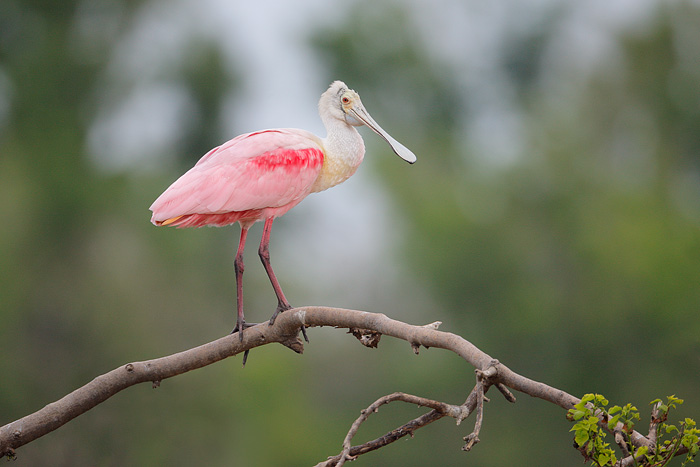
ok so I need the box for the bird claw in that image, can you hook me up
[268,302,293,325]
[268,303,309,343]
[231,320,258,341]
[230,321,258,366]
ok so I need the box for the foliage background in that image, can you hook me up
[1,0,699,465]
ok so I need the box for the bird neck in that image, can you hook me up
[311,118,366,193]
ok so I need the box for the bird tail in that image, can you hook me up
[154,215,183,226]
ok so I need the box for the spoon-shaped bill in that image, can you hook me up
[349,106,417,164]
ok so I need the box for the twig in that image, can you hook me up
[614,431,631,458]
[316,408,445,467]
[617,401,665,467]
[496,383,517,403]
[323,392,467,467]
[318,387,482,467]
[463,369,488,451]
[648,399,662,447]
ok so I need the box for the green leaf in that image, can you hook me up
[596,395,609,407]
[573,400,589,411]
[668,395,684,405]
[580,394,595,405]
[635,445,649,457]
[608,414,621,430]
[575,429,590,447]
[586,416,601,429]
[682,435,697,449]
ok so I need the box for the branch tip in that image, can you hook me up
[496,383,516,403]
[462,369,489,452]
[462,433,480,451]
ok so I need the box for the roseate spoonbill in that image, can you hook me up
[150,81,416,339]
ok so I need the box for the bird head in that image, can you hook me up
[320,81,417,164]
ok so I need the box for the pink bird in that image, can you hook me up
[150,81,416,339]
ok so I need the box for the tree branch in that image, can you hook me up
[317,391,472,467]
[0,306,661,463]
[0,312,304,458]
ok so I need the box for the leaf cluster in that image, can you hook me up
[568,394,699,466]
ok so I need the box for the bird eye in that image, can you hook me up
[342,96,350,104]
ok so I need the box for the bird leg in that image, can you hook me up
[259,218,292,321]
[259,218,308,342]
[231,226,250,341]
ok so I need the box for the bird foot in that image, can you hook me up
[230,320,258,341]
[231,321,258,366]
[268,303,309,343]
[268,302,292,325]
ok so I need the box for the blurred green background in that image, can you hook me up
[2,0,699,465]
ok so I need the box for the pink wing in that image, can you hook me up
[150,129,325,227]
